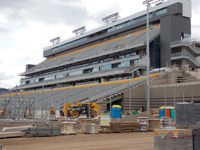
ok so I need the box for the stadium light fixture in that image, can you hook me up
[102,12,120,24]
[50,37,60,45]
[143,0,164,115]
[72,26,86,36]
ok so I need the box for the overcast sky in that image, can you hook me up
[0,0,199,88]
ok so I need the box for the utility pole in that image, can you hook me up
[143,0,164,114]
[41,86,44,120]
[129,81,132,115]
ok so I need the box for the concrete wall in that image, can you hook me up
[160,14,191,67]
[123,71,199,111]
[123,83,200,111]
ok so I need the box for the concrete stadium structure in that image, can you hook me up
[1,0,200,119]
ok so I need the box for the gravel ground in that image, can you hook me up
[0,132,154,150]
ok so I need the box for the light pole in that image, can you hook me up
[143,0,164,114]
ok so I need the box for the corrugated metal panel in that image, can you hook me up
[154,129,193,150]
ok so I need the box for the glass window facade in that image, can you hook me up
[45,76,55,81]
[69,70,83,76]
[156,8,167,16]
[83,68,93,74]
[35,78,39,83]
[25,80,30,84]
[39,78,44,82]
[93,67,99,73]
[112,62,121,69]
[21,81,26,85]
[120,61,130,67]
[100,64,112,71]
[134,59,140,65]
[56,73,64,79]
[52,37,88,51]
[107,14,153,33]
[30,79,35,84]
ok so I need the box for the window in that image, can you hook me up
[83,68,93,74]
[56,73,64,79]
[107,13,154,33]
[30,79,35,84]
[100,64,112,71]
[25,80,30,85]
[120,61,130,67]
[39,78,44,82]
[107,21,134,33]
[35,78,39,83]
[112,62,121,69]
[69,70,83,77]
[135,15,146,23]
[21,81,26,85]
[156,8,167,16]
[45,76,55,81]
[93,67,99,73]
[52,37,87,51]
[134,59,140,65]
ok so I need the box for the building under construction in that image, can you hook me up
[1,0,200,120]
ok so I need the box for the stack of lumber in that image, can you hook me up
[110,121,139,133]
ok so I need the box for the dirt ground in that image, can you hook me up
[0,132,154,150]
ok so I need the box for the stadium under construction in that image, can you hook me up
[1,0,200,119]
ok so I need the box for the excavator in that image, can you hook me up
[62,102,99,118]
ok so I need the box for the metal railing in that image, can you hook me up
[88,78,147,102]
[171,38,200,47]
[171,51,200,66]
[152,76,200,85]
[171,39,200,55]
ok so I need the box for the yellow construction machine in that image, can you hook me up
[62,102,99,118]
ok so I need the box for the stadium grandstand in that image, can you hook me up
[1,0,198,119]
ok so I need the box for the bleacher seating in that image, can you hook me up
[0,73,159,116]
[23,27,160,75]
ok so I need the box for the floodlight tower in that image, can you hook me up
[102,12,120,24]
[72,26,86,36]
[143,0,164,114]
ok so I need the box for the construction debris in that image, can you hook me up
[0,125,32,139]
[137,117,149,131]
[62,122,77,135]
[148,119,160,131]
[0,131,25,139]
[81,123,98,134]
[25,127,61,137]
[154,129,193,150]
[2,125,32,132]
[110,121,139,133]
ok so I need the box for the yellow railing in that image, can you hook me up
[0,73,160,98]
